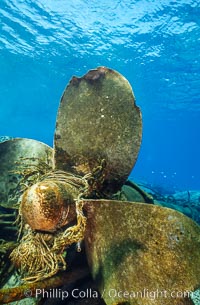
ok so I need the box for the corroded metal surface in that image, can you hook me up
[54,67,142,195]
[0,138,53,288]
[84,200,200,305]
[0,68,199,305]
[0,138,53,208]
[21,180,78,232]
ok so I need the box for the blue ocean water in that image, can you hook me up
[0,0,200,192]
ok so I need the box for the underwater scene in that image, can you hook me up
[0,0,200,304]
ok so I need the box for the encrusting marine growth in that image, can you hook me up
[1,67,199,305]
[8,66,142,284]
[1,66,142,294]
[10,162,106,282]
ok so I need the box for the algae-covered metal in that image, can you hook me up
[5,67,143,284]
[0,138,53,209]
[0,138,53,288]
[84,199,200,305]
[1,67,198,305]
[54,67,142,195]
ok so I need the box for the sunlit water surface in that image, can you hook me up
[0,0,200,191]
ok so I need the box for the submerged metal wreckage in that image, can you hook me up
[0,67,200,305]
